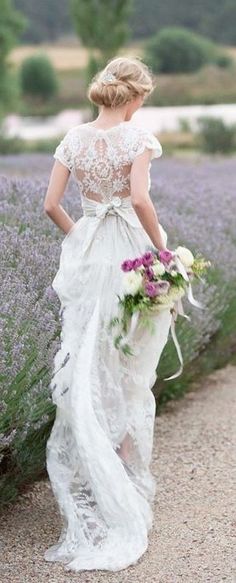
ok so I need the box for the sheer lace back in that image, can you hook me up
[54,122,163,203]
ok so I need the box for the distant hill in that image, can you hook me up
[15,0,236,45]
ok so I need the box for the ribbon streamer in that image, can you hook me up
[163,306,184,380]
[163,254,204,380]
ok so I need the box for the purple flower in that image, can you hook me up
[145,282,159,297]
[155,280,170,295]
[142,251,155,267]
[132,257,143,270]
[145,266,154,280]
[159,249,175,264]
[145,279,170,298]
[121,259,134,272]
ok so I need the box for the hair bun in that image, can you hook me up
[87,56,154,108]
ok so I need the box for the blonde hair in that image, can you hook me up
[87,56,155,108]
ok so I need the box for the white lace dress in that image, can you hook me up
[44,121,172,572]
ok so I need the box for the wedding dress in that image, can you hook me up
[44,120,172,572]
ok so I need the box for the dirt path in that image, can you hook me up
[1,365,235,583]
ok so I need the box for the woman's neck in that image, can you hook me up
[94,107,128,127]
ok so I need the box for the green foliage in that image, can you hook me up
[145,27,226,74]
[213,52,233,69]
[85,53,104,119]
[71,0,133,116]
[0,133,25,155]
[0,70,21,120]
[156,279,236,408]
[0,0,26,65]
[196,116,236,154]
[108,254,210,356]
[0,134,60,155]
[71,0,133,59]
[0,358,55,506]
[20,53,58,101]
[0,0,26,117]
[131,0,236,45]
[15,0,72,43]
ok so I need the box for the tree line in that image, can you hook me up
[14,0,236,45]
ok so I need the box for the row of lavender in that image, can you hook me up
[0,153,236,504]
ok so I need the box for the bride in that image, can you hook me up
[43,55,173,572]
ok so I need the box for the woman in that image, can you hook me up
[43,56,173,572]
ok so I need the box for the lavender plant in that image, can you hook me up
[0,153,236,505]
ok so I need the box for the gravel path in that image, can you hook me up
[1,365,235,583]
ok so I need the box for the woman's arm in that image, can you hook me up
[43,160,75,235]
[130,148,168,251]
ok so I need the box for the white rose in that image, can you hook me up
[123,271,143,296]
[175,246,194,267]
[152,261,165,276]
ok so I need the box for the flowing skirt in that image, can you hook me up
[44,208,172,572]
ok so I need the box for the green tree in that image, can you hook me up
[20,54,58,102]
[196,117,236,154]
[71,0,133,116]
[71,0,133,59]
[0,0,26,117]
[145,27,219,74]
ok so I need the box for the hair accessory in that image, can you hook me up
[101,71,116,84]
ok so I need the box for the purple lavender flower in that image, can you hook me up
[1,151,236,503]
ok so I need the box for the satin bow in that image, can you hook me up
[95,196,122,219]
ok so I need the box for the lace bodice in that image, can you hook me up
[53,121,162,203]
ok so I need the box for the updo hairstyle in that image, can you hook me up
[87,56,155,108]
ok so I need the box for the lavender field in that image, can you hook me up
[1,153,236,505]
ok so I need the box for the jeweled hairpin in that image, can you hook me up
[101,72,116,84]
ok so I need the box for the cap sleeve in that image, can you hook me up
[53,129,73,171]
[143,131,163,160]
[132,128,163,162]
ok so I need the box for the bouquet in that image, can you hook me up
[108,245,211,380]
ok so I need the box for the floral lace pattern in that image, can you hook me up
[53,122,162,203]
